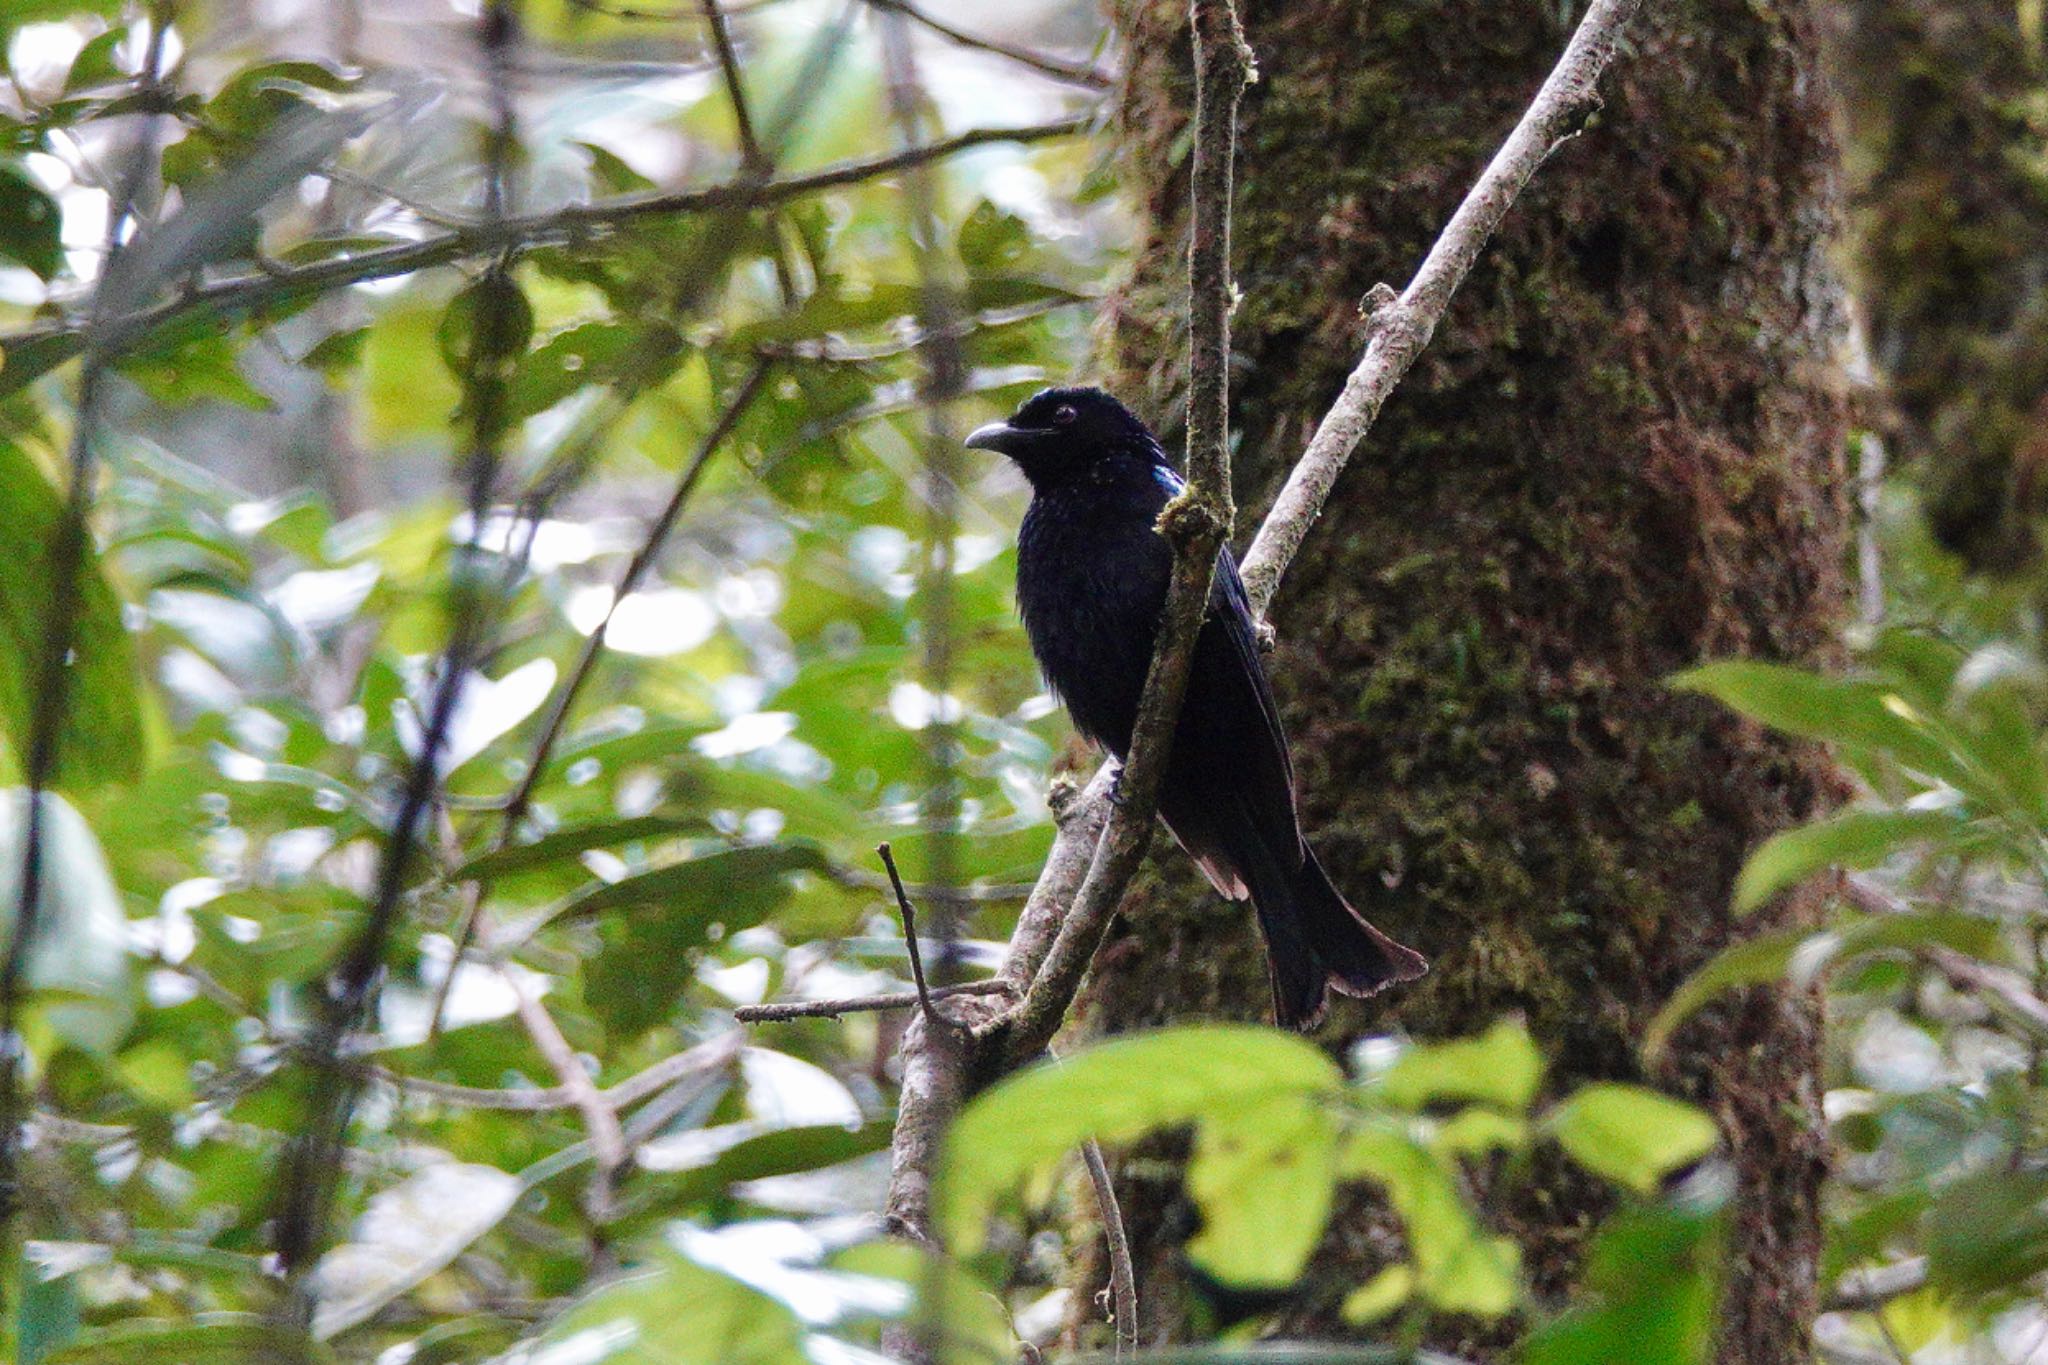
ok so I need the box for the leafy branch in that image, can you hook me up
[0,115,1091,398]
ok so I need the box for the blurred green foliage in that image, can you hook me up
[4,2,2045,1364]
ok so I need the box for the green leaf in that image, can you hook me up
[0,791,133,1054]
[652,1120,895,1213]
[1338,1264,1414,1326]
[570,843,833,1037]
[1670,661,1967,788]
[1342,1125,1520,1317]
[1546,1084,1718,1194]
[1645,911,2005,1056]
[524,1247,805,1365]
[0,166,63,280]
[1522,1203,1724,1365]
[558,841,831,922]
[311,1164,521,1339]
[454,814,702,883]
[1376,1018,1544,1112]
[0,441,147,790]
[1733,808,1963,913]
[1185,1095,1337,1287]
[48,1317,334,1365]
[1925,1168,2048,1296]
[938,1027,1343,1259]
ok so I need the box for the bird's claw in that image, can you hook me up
[1105,766,1128,807]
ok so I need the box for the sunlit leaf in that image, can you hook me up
[1342,1125,1520,1317]
[1547,1085,1718,1194]
[1732,809,1964,913]
[938,1027,1343,1258]
[1375,1017,1544,1112]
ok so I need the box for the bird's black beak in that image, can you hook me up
[964,421,1040,458]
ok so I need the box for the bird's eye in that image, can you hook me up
[1053,404,1078,425]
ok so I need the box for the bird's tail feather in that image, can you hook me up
[1249,843,1428,1030]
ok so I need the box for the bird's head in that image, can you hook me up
[964,386,1166,488]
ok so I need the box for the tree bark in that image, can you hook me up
[1080,1,1849,1360]
[1822,0,2048,574]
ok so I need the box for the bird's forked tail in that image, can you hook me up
[1252,845,1427,1030]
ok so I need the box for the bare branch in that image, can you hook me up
[1081,1138,1138,1355]
[879,843,944,1028]
[506,969,627,1182]
[871,0,1646,1260]
[864,0,1114,90]
[0,117,1091,390]
[733,979,1014,1023]
[1238,0,1641,614]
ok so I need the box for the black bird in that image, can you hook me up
[967,386,1427,1029]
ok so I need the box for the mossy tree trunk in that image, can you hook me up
[1822,0,2048,574]
[1079,2,1849,1360]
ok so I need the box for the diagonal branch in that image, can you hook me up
[996,0,1253,1069]
[864,0,1114,90]
[1237,0,1641,615]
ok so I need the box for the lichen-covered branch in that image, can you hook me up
[1237,0,1643,615]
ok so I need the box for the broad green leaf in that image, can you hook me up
[1376,1018,1544,1112]
[1646,911,2004,1056]
[1184,1095,1337,1287]
[1342,1125,1520,1317]
[524,1247,805,1365]
[1671,662,1967,788]
[1547,1084,1718,1194]
[938,1027,1343,1256]
[311,1164,520,1339]
[647,1120,895,1213]
[0,166,63,280]
[454,814,703,883]
[571,843,833,1037]
[1925,1168,2048,1296]
[0,791,133,1054]
[0,441,147,791]
[1522,1203,1723,1365]
[1733,809,1963,913]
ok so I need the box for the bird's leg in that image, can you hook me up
[1104,761,1128,807]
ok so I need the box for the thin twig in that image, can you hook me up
[733,979,1014,1023]
[879,842,942,1026]
[505,969,627,1179]
[864,0,1113,90]
[0,117,1091,389]
[1081,1138,1139,1356]
[1237,0,1641,614]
